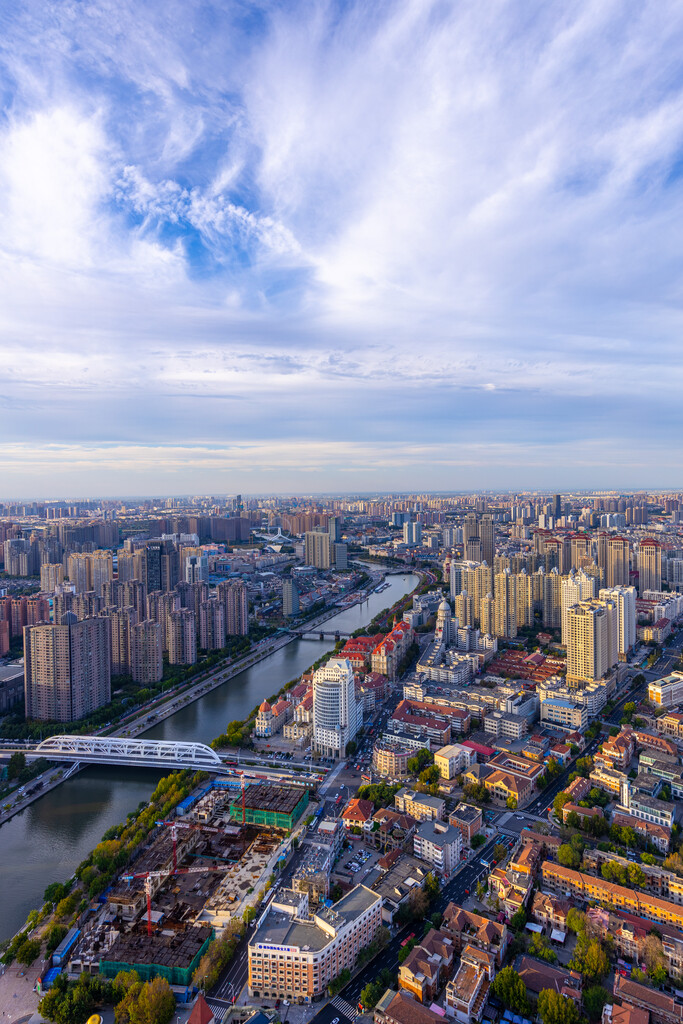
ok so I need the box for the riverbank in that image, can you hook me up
[0,571,386,827]
[0,571,420,943]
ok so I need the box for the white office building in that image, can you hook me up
[599,585,636,657]
[312,657,362,758]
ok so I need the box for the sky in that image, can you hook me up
[1,0,683,498]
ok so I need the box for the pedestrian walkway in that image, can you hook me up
[206,998,231,1021]
[330,995,360,1020]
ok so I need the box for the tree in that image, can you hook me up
[424,873,441,903]
[571,937,609,983]
[553,792,572,818]
[407,749,433,774]
[492,966,530,1014]
[471,833,486,849]
[639,934,666,976]
[510,908,527,932]
[493,844,507,863]
[15,939,41,966]
[45,923,68,953]
[628,863,646,887]
[126,977,175,1024]
[419,765,440,786]
[566,810,580,830]
[346,740,357,756]
[558,843,581,869]
[8,751,26,779]
[537,989,581,1024]
[506,795,517,810]
[529,933,557,964]
[575,757,594,777]
[583,987,611,1023]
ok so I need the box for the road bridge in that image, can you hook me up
[290,629,352,641]
[25,736,227,772]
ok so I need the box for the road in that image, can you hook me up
[311,833,515,1024]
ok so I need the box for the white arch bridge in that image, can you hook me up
[31,736,227,772]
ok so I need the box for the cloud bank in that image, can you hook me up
[1,0,682,495]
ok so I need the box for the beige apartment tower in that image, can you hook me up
[24,613,111,722]
[638,538,662,594]
[199,598,226,650]
[130,620,163,684]
[566,599,618,687]
[168,608,197,665]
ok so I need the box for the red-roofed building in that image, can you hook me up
[188,994,215,1024]
[341,798,374,829]
[462,740,496,762]
[371,622,415,679]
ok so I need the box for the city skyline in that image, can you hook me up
[2,1,683,492]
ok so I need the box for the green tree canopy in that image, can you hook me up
[492,966,530,1014]
[537,989,581,1024]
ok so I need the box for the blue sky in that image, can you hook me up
[1,0,683,497]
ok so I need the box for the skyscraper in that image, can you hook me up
[599,586,636,658]
[479,514,495,566]
[108,605,137,676]
[305,530,331,568]
[607,537,630,588]
[185,554,209,584]
[24,613,111,721]
[168,608,197,665]
[312,657,361,758]
[566,599,618,687]
[542,568,562,628]
[219,580,249,635]
[553,494,562,520]
[639,538,662,594]
[283,580,300,617]
[494,569,517,638]
[561,570,597,643]
[91,550,114,598]
[199,598,226,650]
[130,620,163,684]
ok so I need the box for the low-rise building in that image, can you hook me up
[413,821,462,876]
[248,885,382,1002]
[372,739,413,780]
[434,743,476,780]
[531,891,570,932]
[483,711,528,741]
[395,789,445,822]
[367,808,417,853]
[341,798,375,830]
[589,765,628,797]
[514,955,582,1006]
[441,904,508,966]
[375,989,446,1024]
[444,945,493,1023]
[611,810,671,853]
[541,861,683,926]
[612,973,683,1024]
[448,803,482,846]
[484,770,534,808]
[399,929,455,1004]
[540,697,587,732]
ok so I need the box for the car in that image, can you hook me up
[464,888,470,895]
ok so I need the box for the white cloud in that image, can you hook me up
[1,1,683,492]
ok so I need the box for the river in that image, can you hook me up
[0,572,418,941]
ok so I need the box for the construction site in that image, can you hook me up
[55,775,312,989]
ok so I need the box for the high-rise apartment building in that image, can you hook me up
[515,570,534,628]
[480,592,495,635]
[570,534,592,571]
[108,605,137,676]
[479,514,495,566]
[67,553,92,594]
[639,539,662,594]
[40,563,64,593]
[566,599,618,687]
[217,580,249,636]
[130,620,163,684]
[561,570,597,643]
[494,569,517,638]
[312,657,361,758]
[553,494,562,520]
[185,554,209,584]
[91,550,114,598]
[283,580,300,617]
[599,586,636,658]
[542,568,562,629]
[305,530,331,568]
[454,590,474,628]
[607,537,630,588]
[168,608,197,665]
[116,548,145,584]
[147,590,180,652]
[402,521,422,547]
[199,598,226,650]
[24,613,111,722]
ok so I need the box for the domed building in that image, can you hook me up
[435,597,454,644]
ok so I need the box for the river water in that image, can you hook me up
[0,572,418,941]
